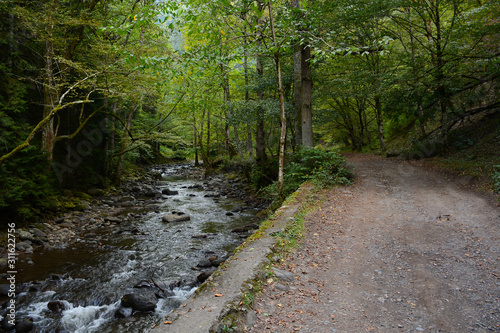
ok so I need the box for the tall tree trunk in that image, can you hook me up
[243,27,253,158]
[301,45,313,148]
[255,0,267,164]
[293,45,302,148]
[269,1,287,198]
[194,112,199,167]
[42,1,59,162]
[374,95,386,152]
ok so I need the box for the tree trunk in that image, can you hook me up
[269,1,287,198]
[255,0,267,164]
[374,95,386,152]
[42,2,59,162]
[301,45,313,148]
[293,44,302,148]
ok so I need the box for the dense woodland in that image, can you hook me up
[0,0,499,224]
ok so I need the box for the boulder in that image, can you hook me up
[162,213,191,223]
[161,189,179,195]
[104,216,122,224]
[15,317,33,333]
[47,300,69,313]
[87,188,105,196]
[120,293,157,312]
[196,259,213,268]
[145,190,162,198]
[197,271,214,283]
[17,230,35,242]
[15,241,32,251]
[31,228,48,240]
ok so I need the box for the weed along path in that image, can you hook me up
[248,154,499,333]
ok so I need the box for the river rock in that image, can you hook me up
[197,271,214,283]
[196,259,213,268]
[58,222,75,228]
[31,228,48,239]
[104,216,122,223]
[0,284,10,296]
[162,212,191,223]
[120,293,157,312]
[161,189,179,195]
[17,230,35,242]
[133,280,152,289]
[115,307,133,318]
[15,241,32,251]
[87,188,105,196]
[231,227,249,233]
[145,190,162,198]
[15,317,33,333]
[47,300,69,313]
[192,234,207,239]
[2,317,15,331]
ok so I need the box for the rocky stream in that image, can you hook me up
[0,164,267,333]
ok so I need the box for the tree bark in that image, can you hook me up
[269,1,287,198]
[255,0,267,164]
[301,44,313,148]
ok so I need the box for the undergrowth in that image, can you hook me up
[255,148,354,210]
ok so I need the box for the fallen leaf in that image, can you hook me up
[214,293,224,297]
[164,321,173,325]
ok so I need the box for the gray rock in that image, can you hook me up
[145,190,162,198]
[16,241,32,251]
[15,317,33,333]
[197,271,214,283]
[17,230,35,242]
[197,259,213,268]
[162,189,179,195]
[115,307,133,318]
[31,228,48,239]
[104,216,122,223]
[58,222,75,228]
[162,213,191,223]
[47,300,69,313]
[272,267,294,282]
[120,293,157,312]
[88,188,105,196]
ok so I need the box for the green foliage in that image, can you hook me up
[0,147,59,224]
[259,148,354,203]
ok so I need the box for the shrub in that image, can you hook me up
[260,148,354,201]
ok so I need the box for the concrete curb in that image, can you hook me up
[151,184,313,333]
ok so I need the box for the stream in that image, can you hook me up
[8,164,262,332]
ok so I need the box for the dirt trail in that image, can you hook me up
[248,154,499,332]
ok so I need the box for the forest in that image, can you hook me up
[1,0,499,224]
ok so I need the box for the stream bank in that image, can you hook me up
[0,164,268,333]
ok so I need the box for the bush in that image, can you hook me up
[259,148,354,200]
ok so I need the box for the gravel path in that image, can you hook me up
[248,154,499,333]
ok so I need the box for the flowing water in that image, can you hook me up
[12,165,260,332]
